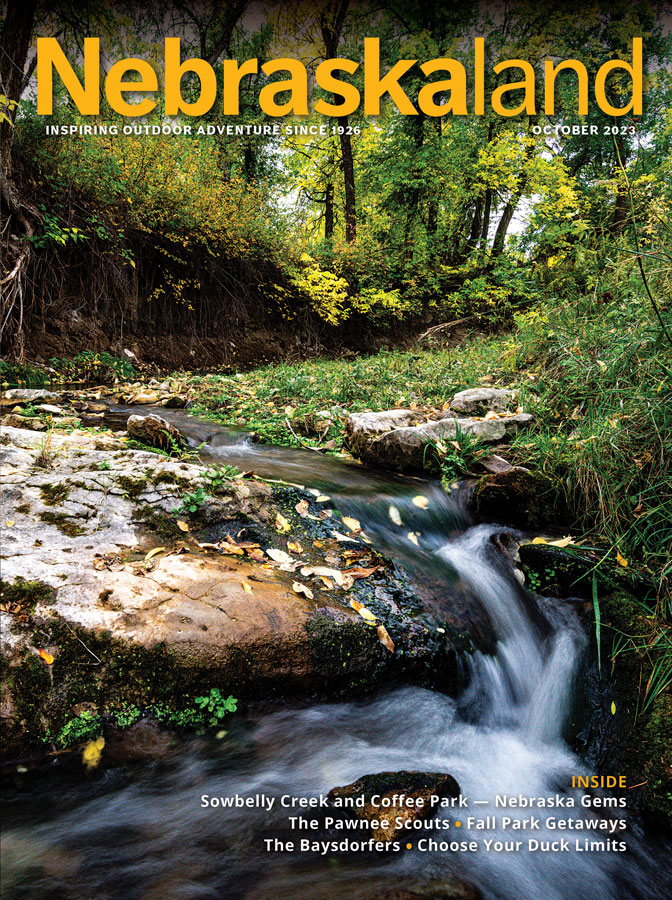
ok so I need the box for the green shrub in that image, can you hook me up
[49,350,135,383]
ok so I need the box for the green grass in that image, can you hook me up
[185,290,671,605]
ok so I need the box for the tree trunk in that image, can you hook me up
[320,1,356,242]
[491,125,536,257]
[338,119,356,243]
[468,197,483,250]
[479,189,492,250]
[324,182,334,239]
[0,0,38,172]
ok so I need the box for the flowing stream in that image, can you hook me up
[2,407,670,900]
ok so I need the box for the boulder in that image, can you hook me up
[34,404,64,415]
[350,413,533,472]
[3,389,59,403]
[472,468,557,529]
[161,395,187,409]
[129,390,161,404]
[328,771,461,842]
[1,414,47,431]
[126,413,185,450]
[52,416,81,428]
[449,387,516,415]
[346,409,421,458]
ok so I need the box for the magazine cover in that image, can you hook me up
[1,1,671,898]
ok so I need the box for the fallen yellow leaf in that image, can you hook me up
[388,505,402,526]
[616,550,629,568]
[548,536,574,548]
[342,516,361,532]
[242,582,253,593]
[376,624,395,653]
[358,607,378,624]
[532,537,548,544]
[287,541,303,554]
[144,546,165,562]
[176,520,189,532]
[275,512,291,533]
[407,532,419,546]
[266,548,294,564]
[411,496,429,509]
[82,736,105,770]
[332,530,358,543]
[39,649,54,665]
[292,581,314,600]
[611,701,616,715]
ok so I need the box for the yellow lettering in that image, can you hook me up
[222,58,258,115]
[363,37,417,115]
[36,37,100,115]
[164,37,216,116]
[418,58,467,115]
[492,59,536,116]
[595,38,642,116]
[314,58,360,116]
[259,58,308,116]
[544,59,588,115]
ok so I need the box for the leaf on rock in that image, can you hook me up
[275,512,291,533]
[242,582,254,593]
[531,537,547,544]
[357,607,378,624]
[221,537,244,555]
[331,530,358,543]
[407,532,419,546]
[246,548,266,561]
[341,516,361,532]
[267,548,294,564]
[292,581,314,600]
[295,500,310,518]
[82,736,105,771]
[315,495,330,503]
[411,496,429,509]
[548,536,575,548]
[304,565,353,588]
[376,624,395,653]
[176,519,190,532]
[39,649,54,665]
[144,546,165,561]
[346,566,381,579]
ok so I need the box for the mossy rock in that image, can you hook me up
[472,468,562,529]
[585,592,672,832]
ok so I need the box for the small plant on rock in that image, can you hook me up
[194,688,238,727]
[173,486,209,518]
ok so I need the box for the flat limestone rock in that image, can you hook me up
[449,387,516,415]
[1,414,47,431]
[2,389,59,403]
[346,409,421,459]
[0,424,458,754]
